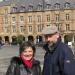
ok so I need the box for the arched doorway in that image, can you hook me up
[36,35,43,43]
[4,36,9,43]
[23,37,25,41]
[0,37,2,40]
[12,36,17,45]
[64,34,73,44]
[17,35,25,44]
[74,36,75,42]
[28,36,34,43]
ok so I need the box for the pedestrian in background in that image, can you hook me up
[6,41,41,75]
[72,42,75,56]
[42,25,75,75]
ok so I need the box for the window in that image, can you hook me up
[12,7,17,12]
[5,8,8,14]
[29,26,32,32]
[46,4,51,10]
[46,25,50,27]
[4,26,9,33]
[12,17,16,22]
[20,26,24,32]
[66,14,70,21]
[28,16,32,23]
[54,3,60,9]
[56,14,60,21]
[37,4,42,10]
[64,2,70,8]
[37,25,41,32]
[37,15,41,22]
[4,0,9,1]
[5,16,8,24]
[66,24,70,31]
[28,5,33,11]
[20,6,25,12]
[55,23,61,31]
[46,15,50,22]
[12,25,16,32]
[20,16,24,21]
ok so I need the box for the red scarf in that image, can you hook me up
[20,55,33,68]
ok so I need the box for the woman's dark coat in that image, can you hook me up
[42,39,75,75]
[6,57,41,75]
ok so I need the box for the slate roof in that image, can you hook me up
[0,0,43,6]
[0,0,75,12]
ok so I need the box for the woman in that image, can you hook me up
[6,41,41,75]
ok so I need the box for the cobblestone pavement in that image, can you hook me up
[0,45,45,75]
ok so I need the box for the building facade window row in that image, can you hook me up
[0,1,75,44]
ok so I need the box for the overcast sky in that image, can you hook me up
[0,0,3,1]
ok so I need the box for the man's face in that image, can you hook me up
[44,33,59,44]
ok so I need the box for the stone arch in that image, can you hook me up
[36,35,43,43]
[0,37,2,40]
[64,34,73,44]
[4,36,9,43]
[28,35,34,43]
[74,36,75,42]
[17,35,25,44]
[12,36,17,45]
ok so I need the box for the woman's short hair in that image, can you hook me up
[19,41,36,56]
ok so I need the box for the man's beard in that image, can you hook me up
[48,42,55,53]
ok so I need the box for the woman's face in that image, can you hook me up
[21,47,33,60]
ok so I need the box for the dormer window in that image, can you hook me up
[20,6,25,12]
[12,7,17,12]
[28,5,33,11]
[64,2,70,8]
[54,3,60,9]
[37,4,43,10]
[46,4,51,10]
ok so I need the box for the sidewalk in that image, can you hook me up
[0,45,19,75]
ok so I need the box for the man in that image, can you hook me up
[42,25,75,75]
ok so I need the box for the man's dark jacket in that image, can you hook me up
[42,39,75,75]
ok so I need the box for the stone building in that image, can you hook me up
[0,0,75,44]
